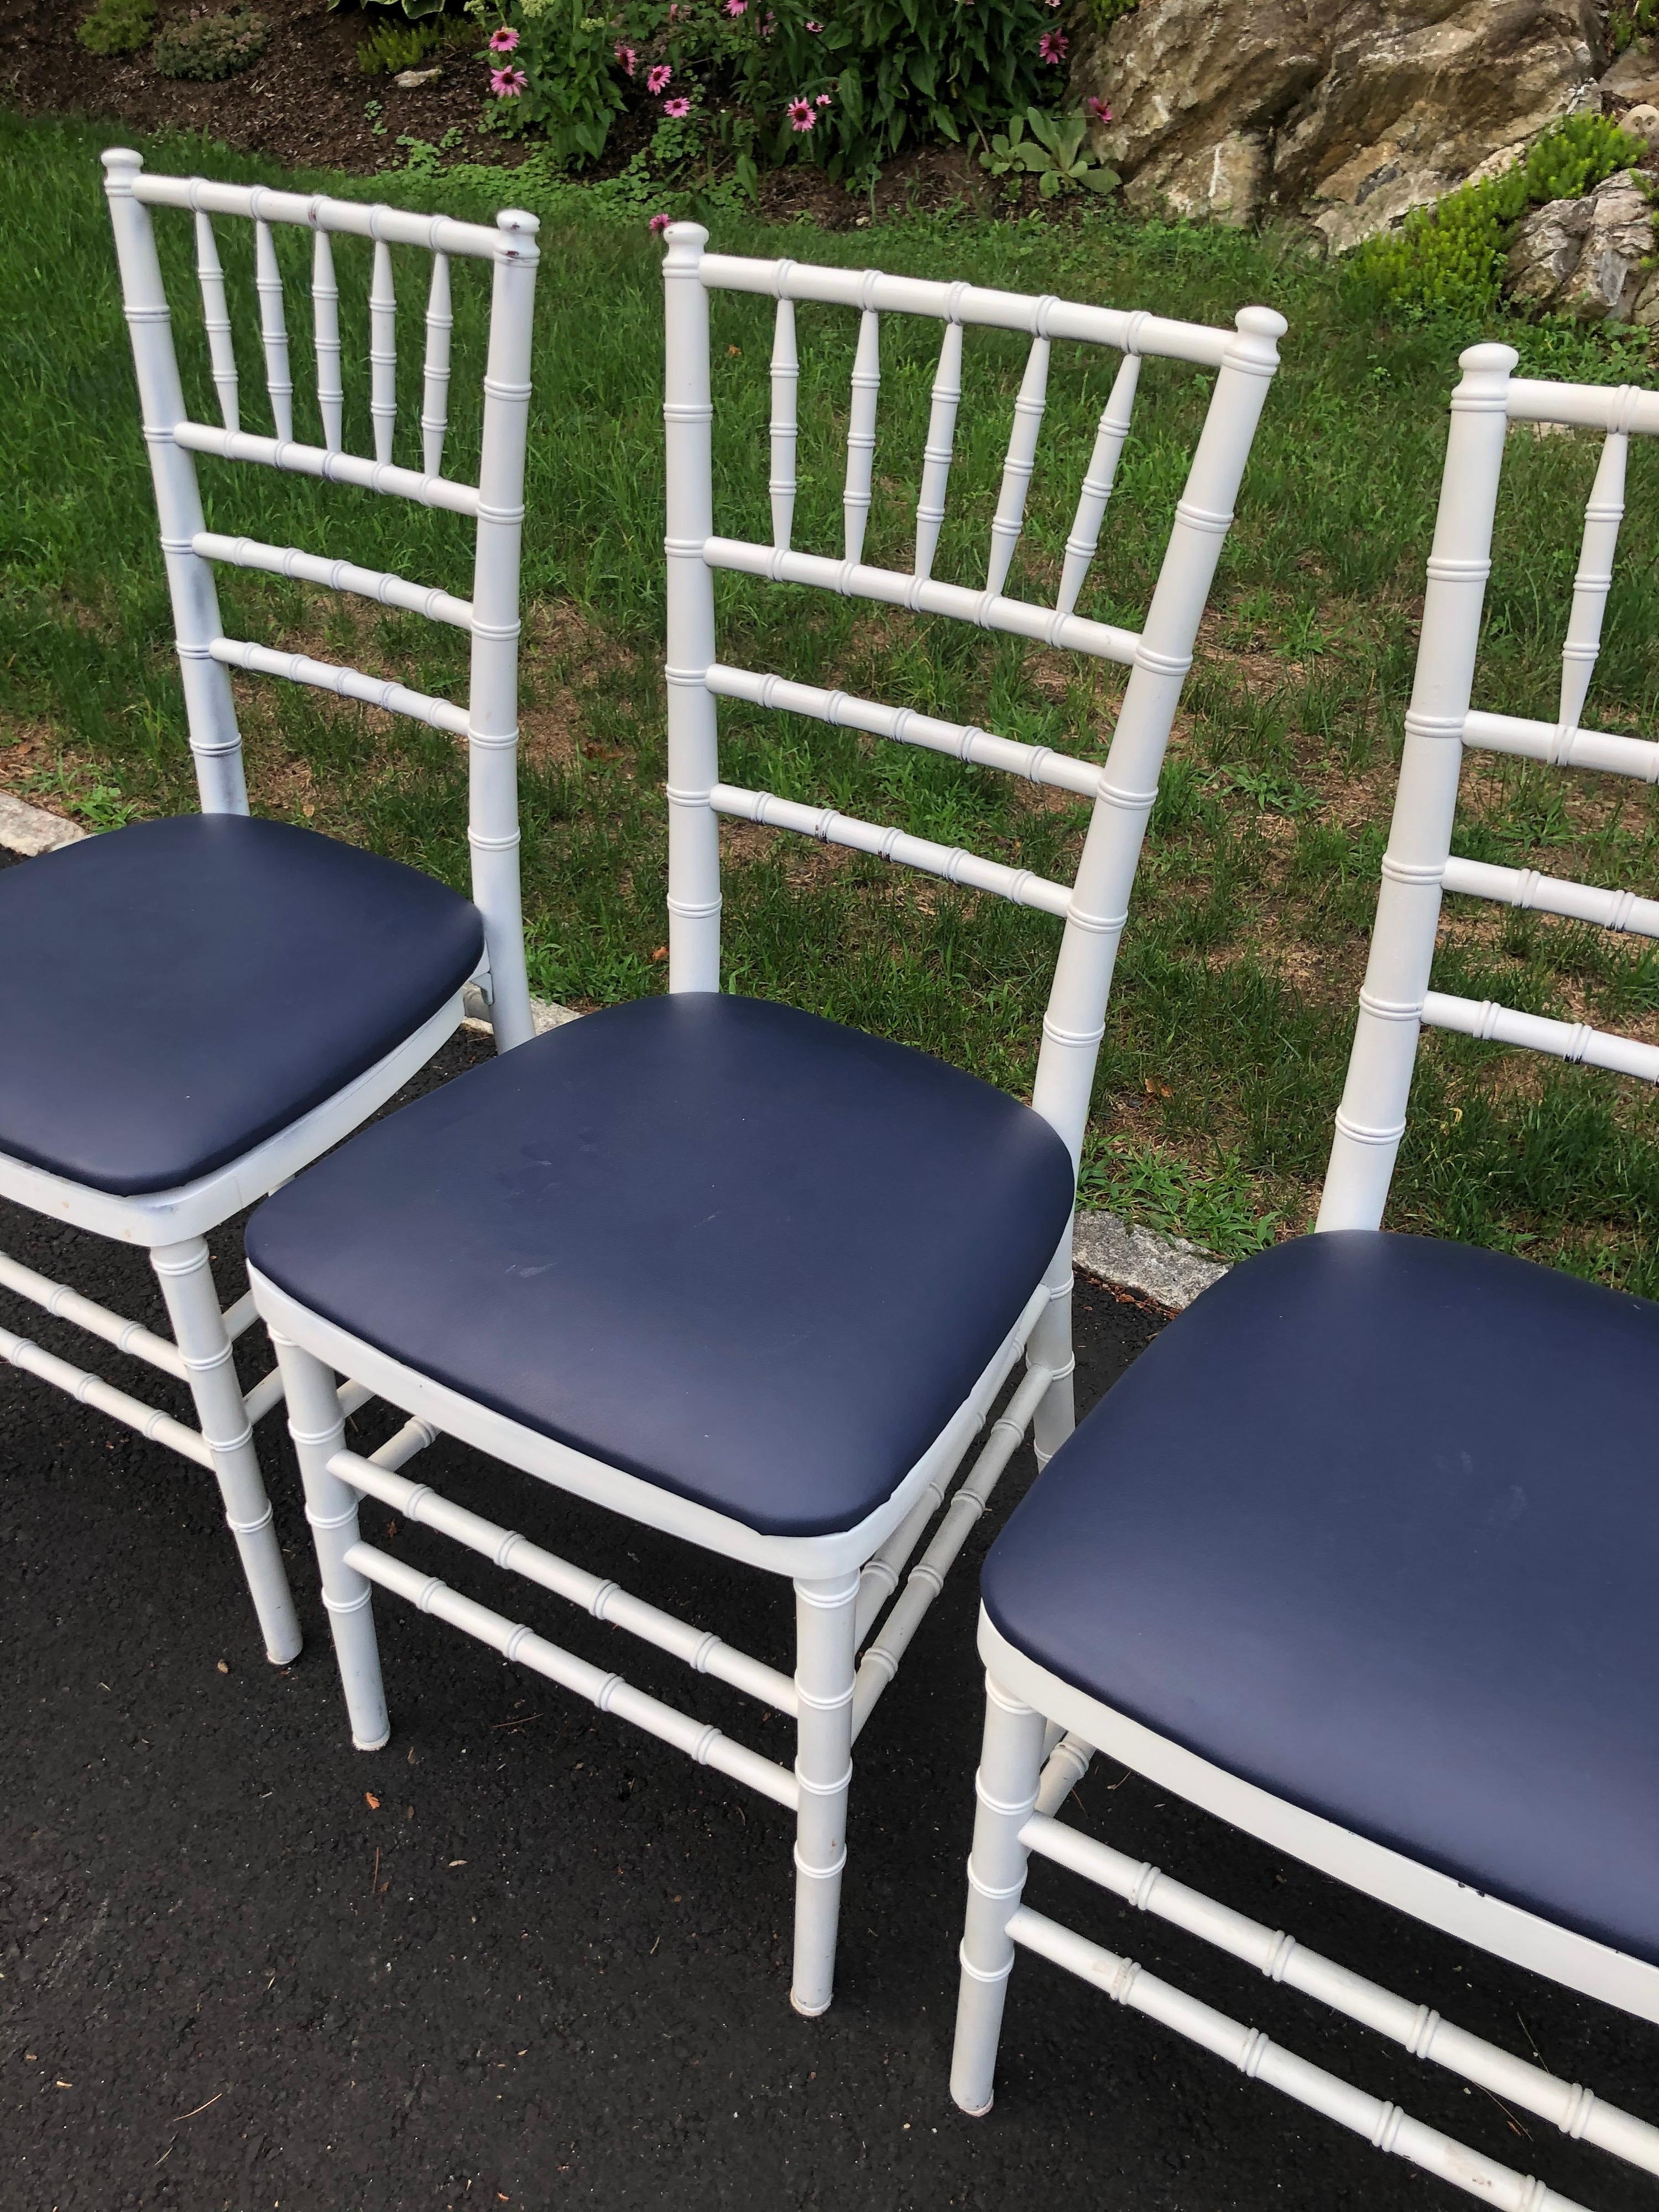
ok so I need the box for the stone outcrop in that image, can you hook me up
[1079,0,1603,247]
[1505,168,1659,320]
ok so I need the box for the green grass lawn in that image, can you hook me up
[5,109,1659,1288]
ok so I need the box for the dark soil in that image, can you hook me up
[1,0,991,225]
[1,847,1656,2211]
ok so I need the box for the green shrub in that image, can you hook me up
[1348,112,1649,321]
[152,5,270,79]
[477,0,1064,184]
[1086,0,1138,27]
[75,0,156,55]
[358,17,448,72]
[1607,0,1659,56]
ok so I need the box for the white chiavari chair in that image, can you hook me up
[0,151,539,1667]
[243,222,1284,2013]
[951,341,1659,2207]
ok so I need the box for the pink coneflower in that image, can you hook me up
[487,23,519,49]
[662,95,691,116]
[646,61,672,92]
[724,0,747,14]
[816,90,831,105]
[489,65,528,94]
[787,95,815,129]
[1037,28,1067,61]
[648,211,672,237]
[1086,95,1112,123]
[615,41,637,71]
[760,9,775,33]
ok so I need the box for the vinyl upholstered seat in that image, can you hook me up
[247,992,1076,1538]
[0,815,484,1196]
[982,1228,1659,1967]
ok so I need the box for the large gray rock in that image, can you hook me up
[1506,169,1656,318]
[1599,38,1659,102]
[1082,0,1603,243]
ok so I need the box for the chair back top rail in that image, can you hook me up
[129,169,508,262]
[1320,343,1659,1232]
[697,252,1235,367]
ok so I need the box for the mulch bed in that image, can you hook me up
[2,0,990,225]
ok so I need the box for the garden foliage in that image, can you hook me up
[75,0,158,57]
[152,5,272,79]
[471,0,1069,185]
[1350,113,1650,320]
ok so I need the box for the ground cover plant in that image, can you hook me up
[4,110,1659,1290]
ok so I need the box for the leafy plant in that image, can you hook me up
[471,0,1067,181]
[979,108,1119,197]
[1085,0,1137,25]
[1607,0,1659,56]
[358,16,450,71]
[1349,112,1649,321]
[75,0,156,56]
[332,0,457,20]
[152,5,271,79]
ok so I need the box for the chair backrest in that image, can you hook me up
[661,223,1286,1168]
[1321,346,1659,1231]
[100,149,540,1050]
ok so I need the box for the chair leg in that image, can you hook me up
[1029,1253,1077,1469]
[951,1673,1046,2115]
[151,1238,301,1666]
[790,1571,858,2017]
[272,1331,389,1750]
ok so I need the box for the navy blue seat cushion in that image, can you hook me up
[983,1231,1659,1966]
[0,815,482,1196]
[247,993,1075,1539]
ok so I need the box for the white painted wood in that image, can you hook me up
[1021,1810,1659,2176]
[138,171,505,260]
[699,252,1235,368]
[978,1615,1659,2025]
[1559,430,1626,732]
[153,1236,301,1663]
[253,220,293,442]
[769,295,797,550]
[421,252,452,478]
[706,664,1103,795]
[193,532,473,628]
[790,1573,859,2013]
[914,318,962,582]
[349,1542,799,1808]
[703,534,1139,663]
[709,782,1073,916]
[208,637,470,734]
[369,239,397,466]
[1006,1906,1592,2212]
[984,332,1050,598]
[1422,990,1659,1080]
[333,1448,799,1714]
[843,307,880,564]
[274,1332,388,1746]
[0,1246,188,1379]
[1462,707,1659,782]
[172,420,480,514]
[1033,1730,1093,1817]
[249,1266,1046,1584]
[950,1676,1046,2114]
[193,210,238,431]
[1441,855,1659,937]
[311,229,342,452]
[0,1312,213,1470]
[102,149,247,816]
[1056,352,1140,618]
[1322,345,1659,1232]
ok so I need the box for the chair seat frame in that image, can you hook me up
[0,150,538,1667]
[951,342,1659,2206]
[260,227,1285,2014]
